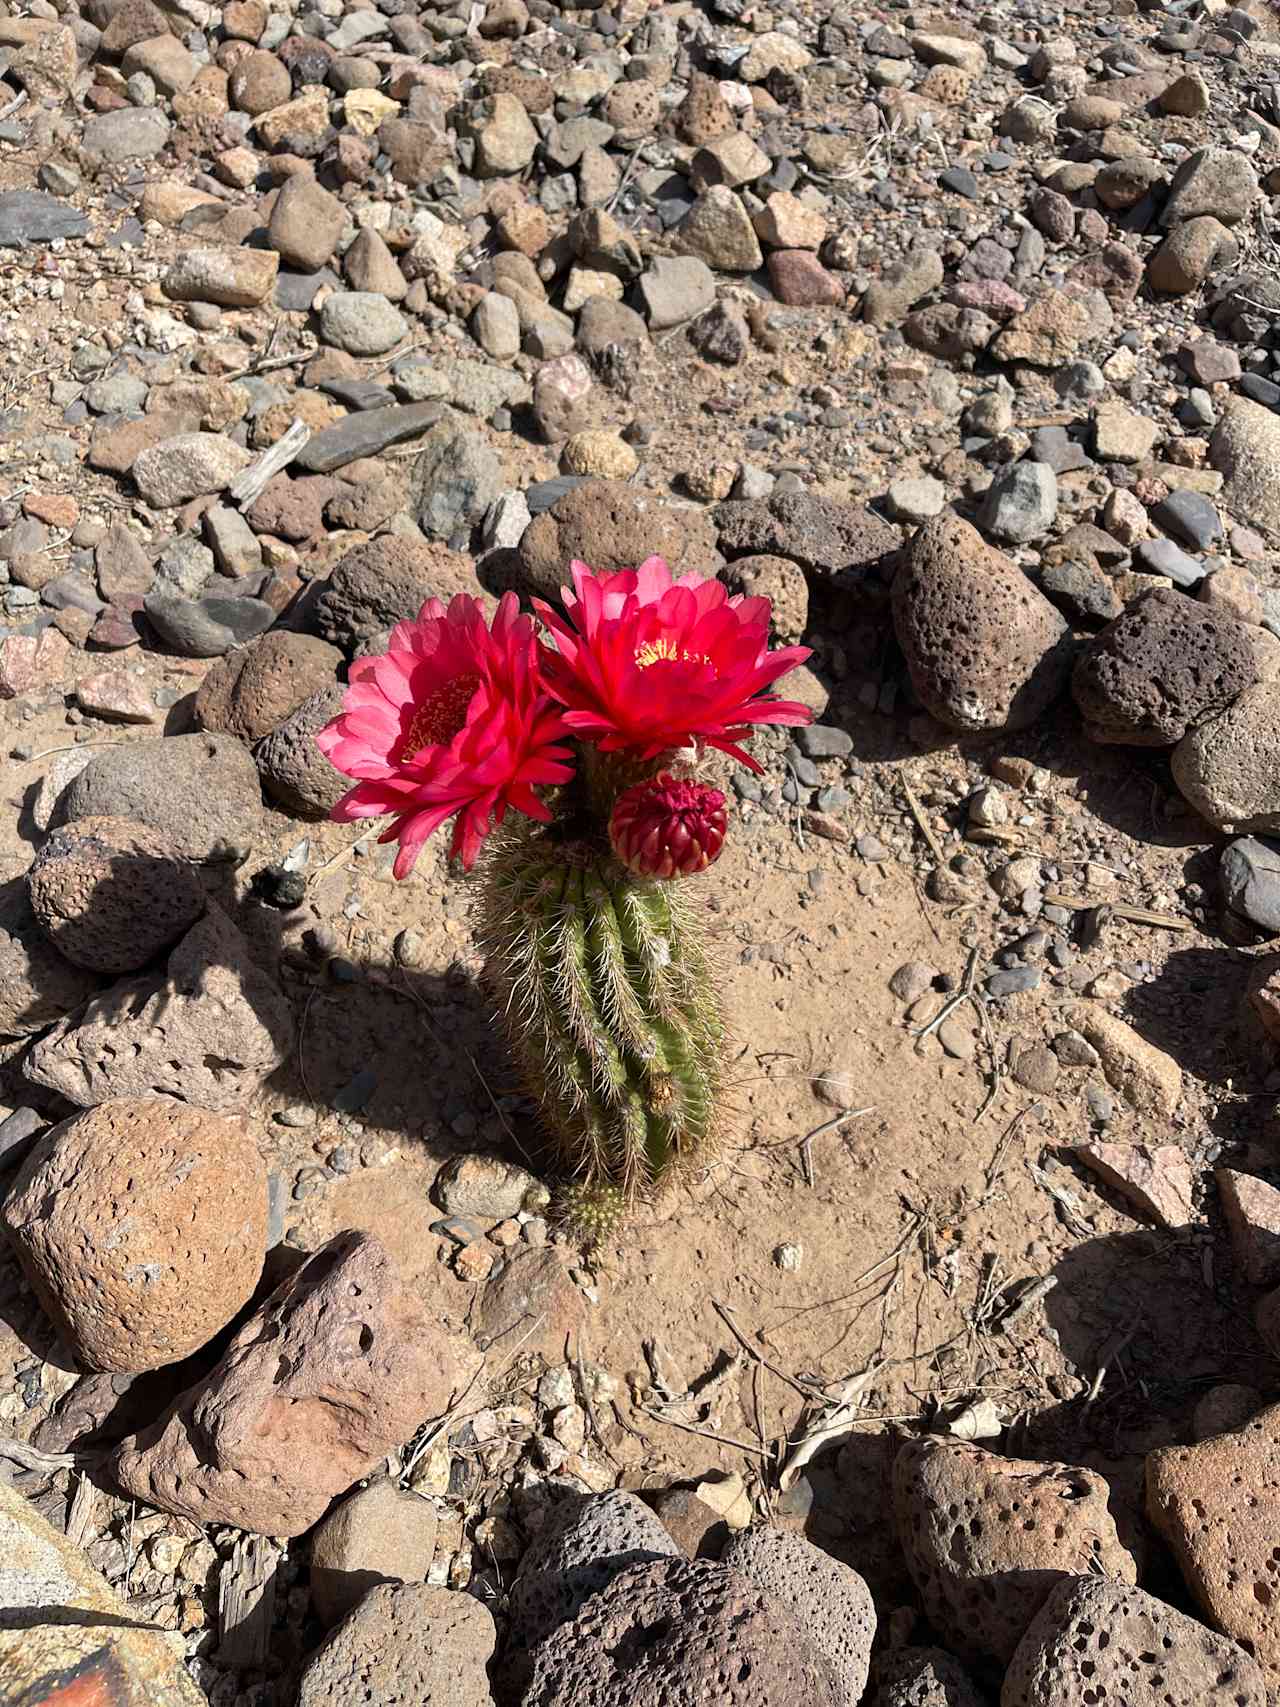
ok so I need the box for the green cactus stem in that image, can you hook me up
[476,822,725,1211]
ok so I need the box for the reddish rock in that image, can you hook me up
[474,1247,586,1363]
[73,670,156,724]
[1147,1405,1280,1699]
[894,1438,1137,1663]
[1216,1169,1280,1285]
[517,480,720,603]
[89,600,146,650]
[0,626,70,700]
[767,250,845,306]
[109,1231,475,1536]
[1077,1142,1199,1229]
[4,1097,267,1373]
[23,493,79,529]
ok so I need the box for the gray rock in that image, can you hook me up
[0,1106,45,1168]
[56,733,263,863]
[1161,146,1259,228]
[869,1646,987,1707]
[1152,490,1222,552]
[297,1584,496,1707]
[887,477,946,523]
[1221,836,1280,934]
[294,402,445,475]
[1135,536,1205,588]
[862,245,944,328]
[0,896,102,1038]
[435,359,528,420]
[319,292,408,357]
[978,461,1059,544]
[255,686,349,818]
[1210,399,1280,537]
[155,534,215,598]
[84,372,149,415]
[639,255,716,329]
[204,506,263,579]
[412,416,504,540]
[794,725,854,759]
[0,190,88,248]
[308,1480,438,1628]
[510,1490,680,1651]
[132,434,252,508]
[144,591,275,657]
[721,1527,875,1707]
[81,107,170,164]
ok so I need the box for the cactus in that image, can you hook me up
[477,815,725,1210]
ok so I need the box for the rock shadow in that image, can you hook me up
[1118,941,1261,1096]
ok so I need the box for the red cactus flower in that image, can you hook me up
[534,557,813,773]
[316,593,574,876]
[610,772,728,879]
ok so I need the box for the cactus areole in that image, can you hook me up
[317,556,812,1223]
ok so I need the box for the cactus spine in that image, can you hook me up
[477,817,724,1214]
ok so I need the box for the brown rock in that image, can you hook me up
[100,0,171,56]
[523,1557,842,1707]
[1073,588,1257,745]
[254,684,350,817]
[1146,1406,1280,1698]
[474,1247,585,1362]
[313,536,478,652]
[720,553,809,645]
[1216,1168,1280,1285]
[1174,681,1280,832]
[298,1584,496,1707]
[517,481,720,601]
[1002,1574,1267,1707]
[194,630,342,744]
[767,250,845,306]
[1148,217,1238,294]
[245,472,336,542]
[992,289,1091,366]
[309,1479,439,1627]
[894,1438,1137,1663]
[267,171,346,271]
[892,514,1072,733]
[0,894,101,1037]
[27,816,205,975]
[25,904,293,1113]
[652,1486,730,1558]
[870,1647,987,1707]
[4,1096,266,1373]
[1076,1142,1199,1229]
[87,409,199,478]
[1065,1003,1182,1116]
[674,71,734,145]
[110,1232,473,1537]
[229,49,291,115]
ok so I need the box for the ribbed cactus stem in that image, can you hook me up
[478,824,723,1208]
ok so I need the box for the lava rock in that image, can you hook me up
[720,553,809,644]
[869,1646,986,1707]
[1173,683,1280,831]
[1072,588,1257,746]
[298,1585,496,1707]
[892,513,1073,733]
[27,816,205,974]
[195,631,342,744]
[110,1231,476,1536]
[3,1097,267,1373]
[0,895,101,1037]
[56,732,263,862]
[894,1437,1137,1663]
[713,491,900,583]
[25,904,292,1113]
[254,685,350,818]
[518,481,720,601]
[312,536,479,653]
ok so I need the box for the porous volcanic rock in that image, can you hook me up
[312,537,480,652]
[110,1231,475,1536]
[27,816,205,974]
[892,513,1073,732]
[894,1437,1137,1663]
[297,1584,497,1707]
[1073,589,1257,745]
[195,631,343,744]
[3,1097,267,1372]
[517,480,721,602]
[522,1557,843,1707]
[713,491,901,583]
[1002,1574,1267,1707]
[1172,682,1280,831]
[0,894,101,1036]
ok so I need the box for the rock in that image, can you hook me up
[1002,1574,1267,1707]
[0,1481,205,1705]
[309,1480,439,1627]
[144,590,275,657]
[81,106,170,164]
[1194,1384,1262,1441]
[754,191,827,252]
[1094,403,1160,464]
[320,292,408,357]
[524,1556,839,1706]
[1153,489,1222,552]
[721,553,808,645]
[894,1438,1137,1664]
[470,91,538,176]
[1095,155,1164,211]
[474,1247,584,1362]
[533,353,594,443]
[886,477,946,524]
[675,71,734,146]
[473,290,521,359]
[1210,399,1280,538]
[869,1647,987,1707]
[510,1491,681,1651]
[1064,1002,1182,1116]
[639,255,717,329]
[0,626,71,700]
[204,504,263,579]
[862,246,944,328]
[298,1584,497,1707]
[1221,835,1280,933]
[1162,147,1259,227]
[27,817,204,975]
[4,1097,266,1373]
[25,904,292,1113]
[1174,684,1280,831]
[1202,567,1260,625]
[435,1153,547,1221]
[195,630,341,744]
[676,185,763,272]
[132,432,253,507]
[1072,588,1256,746]
[111,1231,474,1536]
[992,289,1091,366]
[160,247,278,310]
[412,416,504,540]
[255,685,350,817]
[1148,217,1238,294]
[768,250,844,307]
[0,188,89,247]
[714,491,898,582]
[312,537,478,652]
[563,431,637,479]
[344,227,408,300]
[977,461,1058,544]
[56,732,263,862]
[295,401,445,475]
[518,481,720,600]
[0,895,101,1037]
[122,33,197,95]
[690,300,751,365]
[267,172,346,273]
[721,1527,875,1707]
[1077,1142,1198,1228]
[229,48,291,114]
[1217,1168,1280,1285]
[892,513,1072,733]
[1146,1406,1280,1698]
